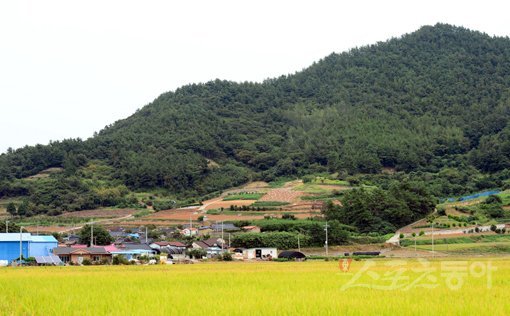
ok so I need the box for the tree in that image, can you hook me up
[484,195,503,205]
[17,201,28,218]
[79,224,114,246]
[6,202,16,217]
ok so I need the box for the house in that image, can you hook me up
[53,247,112,264]
[181,228,198,237]
[243,248,277,260]
[111,243,156,260]
[198,226,213,236]
[191,238,226,257]
[242,225,261,233]
[160,247,186,261]
[0,233,58,263]
[149,241,187,251]
[63,234,80,244]
[192,237,225,249]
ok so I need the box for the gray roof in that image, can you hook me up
[119,243,153,251]
[53,247,109,255]
[211,223,240,231]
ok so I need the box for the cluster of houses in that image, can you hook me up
[0,231,283,265]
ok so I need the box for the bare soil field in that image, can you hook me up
[243,181,269,189]
[259,188,303,203]
[59,209,137,218]
[24,226,70,233]
[203,199,255,210]
[145,208,200,220]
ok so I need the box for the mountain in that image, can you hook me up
[1,23,510,213]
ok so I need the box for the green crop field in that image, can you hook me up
[0,259,509,315]
[223,193,265,201]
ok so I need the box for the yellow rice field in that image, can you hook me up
[0,258,509,315]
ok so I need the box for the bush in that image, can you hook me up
[281,213,296,220]
[399,233,404,238]
[218,252,233,261]
[419,231,425,236]
[112,255,130,265]
[81,259,92,266]
[187,248,207,259]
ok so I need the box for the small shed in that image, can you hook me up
[278,251,306,260]
[243,248,277,260]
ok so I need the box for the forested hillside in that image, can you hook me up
[1,23,510,214]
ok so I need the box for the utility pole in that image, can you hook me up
[414,234,417,256]
[221,221,224,249]
[431,222,434,259]
[324,222,329,257]
[228,233,231,248]
[19,226,23,266]
[297,233,301,253]
[90,221,94,247]
[5,220,8,233]
[145,226,148,244]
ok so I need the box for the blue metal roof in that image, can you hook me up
[0,233,57,242]
[31,236,58,242]
[0,233,32,242]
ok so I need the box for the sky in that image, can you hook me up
[0,0,509,153]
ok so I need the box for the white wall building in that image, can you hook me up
[242,248,277,260]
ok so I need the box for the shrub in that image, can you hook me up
[419,231,425,236]
[187,248,207,259]
[282,213,296,220]
[81,259,92,266]
[112,255,130,265]
[399,233,404,238]
[218,252,233,261]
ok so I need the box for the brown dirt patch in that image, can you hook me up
[24,226,70,233]
[259,188,303,203]
[146,208,200,220]
[243,181,269,189]
[203,200,255,210]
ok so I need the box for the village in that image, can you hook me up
[0,222,307,266]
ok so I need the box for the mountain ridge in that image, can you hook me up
[1,23,510,213]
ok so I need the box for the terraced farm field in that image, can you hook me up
[0,259,509,315]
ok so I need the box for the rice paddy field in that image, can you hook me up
[0,259,509,315]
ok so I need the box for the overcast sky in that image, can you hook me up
[0,0,509,153]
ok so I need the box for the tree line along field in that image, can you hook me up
[0,259,509,315]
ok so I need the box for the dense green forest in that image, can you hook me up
[1,24,510,215]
